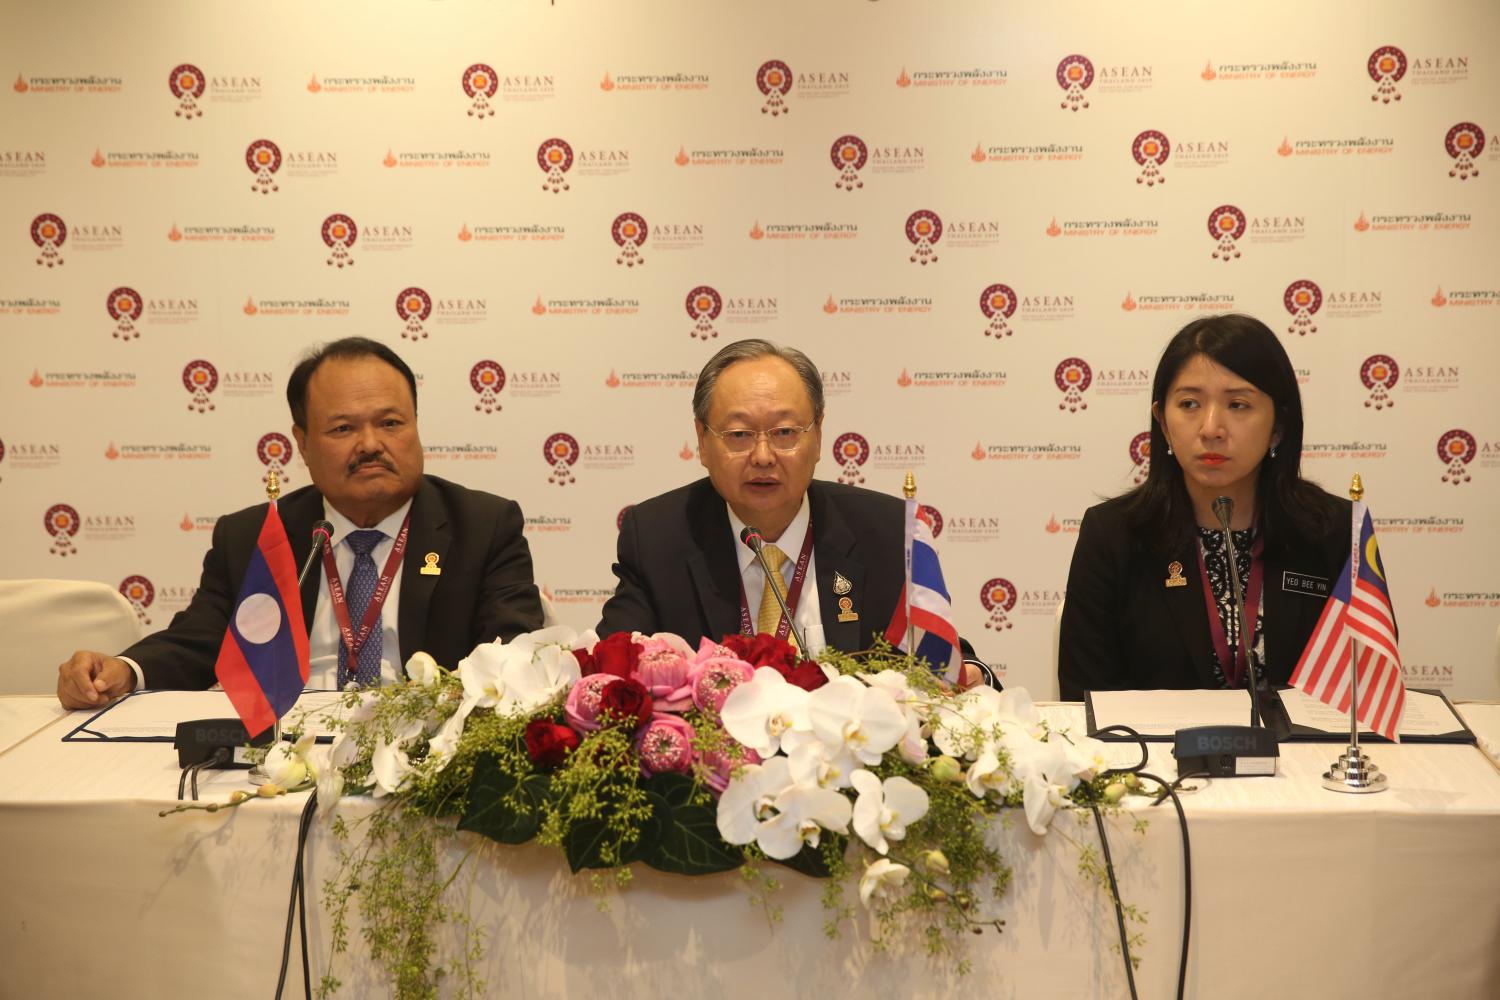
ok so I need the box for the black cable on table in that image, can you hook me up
[275,789,318,1000]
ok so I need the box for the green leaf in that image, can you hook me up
[639,774,743,876]
[457,755,549,845]
[563,818,614,872]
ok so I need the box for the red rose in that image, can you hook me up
[577,632,641,678]
[597,677,654,731]
[523,719,580,768]
[721,633,799,672]
[784,659,829,692]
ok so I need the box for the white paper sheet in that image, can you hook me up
[1087,688,1256,736]
[1278,687,1463,739]
[67,689,349,740]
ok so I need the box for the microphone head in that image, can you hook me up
[311,519,335,544]
[1212,496,1233,516]
[739,525,763,549]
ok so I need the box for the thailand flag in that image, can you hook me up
[1289,501,1406,741]
[213,503,309,738]
[884,500,961,682]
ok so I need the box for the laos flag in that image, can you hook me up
[213,503,309,738]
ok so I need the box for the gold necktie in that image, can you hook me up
[755,543,793,642]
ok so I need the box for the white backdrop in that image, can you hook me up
[2,0,1496,698]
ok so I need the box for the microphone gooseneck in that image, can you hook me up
[1211,497,1263,728]
[297,520,336,588]
[739,524,808,655]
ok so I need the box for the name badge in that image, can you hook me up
[1282,571,1330,598]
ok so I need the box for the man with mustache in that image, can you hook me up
[57,337,544,706]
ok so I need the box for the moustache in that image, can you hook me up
[347,453,395,475]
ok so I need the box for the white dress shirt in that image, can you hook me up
[726,498,825,656]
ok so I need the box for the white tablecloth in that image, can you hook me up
[4,699,1500,999]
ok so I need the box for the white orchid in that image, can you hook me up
[782,730,862,790]
[426,695,477,769]
[858,858,911,908]
[850,769,929,855]
[716,756,853,860]
[1020,739,1080,836]
[508,625,597,656]
[263,732,317,788]
[719,667,811,758]
[860,669,930,765]
[404,651,443,687]
[371,718,426,798]
[807,675,907,766]
[1062,734,1111,781]
[311,731,359,806]
[965,748,1016,801]
[457,638,581,718]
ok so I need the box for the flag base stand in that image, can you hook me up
[1322,745,1389,793]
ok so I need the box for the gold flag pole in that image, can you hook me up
[902,472,917,661]
[1322,473,1388,793]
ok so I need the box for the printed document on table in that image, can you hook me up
[1278,687,1463,739]
[63,689,349,742]
[1087,689,1256,737]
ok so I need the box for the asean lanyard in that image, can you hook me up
[1195,528,1264,689]
[322,514,410,668]
[736,526,816,643]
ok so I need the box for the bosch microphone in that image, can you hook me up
[739,525,808,655]
[297,520,335,587]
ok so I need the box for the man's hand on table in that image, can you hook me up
[57,651,137,709]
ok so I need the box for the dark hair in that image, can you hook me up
[286,337,418,429]
[691,338,825,425]
[1119,314,1341,554]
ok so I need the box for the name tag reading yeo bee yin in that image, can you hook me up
[1282,571,1330,598]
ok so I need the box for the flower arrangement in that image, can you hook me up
[268,627,1129,996]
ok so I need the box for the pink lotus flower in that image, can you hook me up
[564,673,620,734]
[635,713,697,776]
[695,739,762,795]
[634,633,695,712]
[688,657,756,713]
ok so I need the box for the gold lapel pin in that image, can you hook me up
[833,572,852,595]
[1164,560,1187,588]
[420,552,442,576]
[836,596,859,622]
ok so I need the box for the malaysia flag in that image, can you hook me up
[213,503,309,738]
[884,501,961,682]
[1289,502,1406,741]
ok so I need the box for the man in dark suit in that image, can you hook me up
[599,339,980,678]
[57,337,543,707]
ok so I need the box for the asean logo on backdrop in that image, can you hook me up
[106,286,143,340]
[1054,358,1092,412]
[830,135,867,191]
[686,286,721,340]
[1129,430,1152,483]
[757,60,792,116]
[182,360,218,413]
[245,139,281,194]
[979,578,1016,630]
[1360,355,1398,410]
[168,63,205,119]
[979,283,1017,338]
[544,433,579,486]
[31,213,66,267]
[905,210,941,264]
[1437,429,1475,485]
[612,213,647,267]
[1056,55,1093,111]
[322,214,357,267]
[396,287,432,340]
[45,503,80,556]
[832,433,869,485]
[537,138,573,193]
[1367,46,1406,103]
[120,575,154,625]
[257,432,293,487]
[462,64,498,118]
[1207,205,1246,261]
[1283,279,1321,335]
[470,361,505,413]
[1445,122,1484,181]
[920,504,943,538]
[1131,130,1169,186]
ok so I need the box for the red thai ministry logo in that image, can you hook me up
[757,60,792,116]
[258,432,293,486]
[396,287,432,340]
[831,135,867,191]
[182,360,218,413]
[46,503,80,557]
[1360,355,1398,410]
[120,575,154,625]
[322,214,357,268]
[1056,55,1093,111]
[612,213,647,267]
[1437,429,1475,485]
[245,139,281,194]
[106,286,143,340]
[979,283,1017,338]
[1445,122,1484,181]
[1132,130,1169,186]
[1367,47,1406,103]
[1208,205,1246,261]
[1054,358,1092,412]
[470,360,505,413]
[169,63,205,119]
[1283,279,1321,335]
[537,138,573,193]
[686,285,721,340]
[544,433,579,486]
[906,210,942,265]
[31,213,66,267]
[462,64,498,118]
[832,432,869,485]
[979,578,1016,630]
[1130,431,1152,483]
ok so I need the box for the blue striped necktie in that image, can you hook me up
[336,529,386,688]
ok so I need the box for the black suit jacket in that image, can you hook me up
[124,475,544,689]
[1057,494,1353,701]
[598,478,909,653]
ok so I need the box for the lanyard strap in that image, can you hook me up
[1195,528,1265,688]
[322,514,410,664]
[736,524,816,642]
